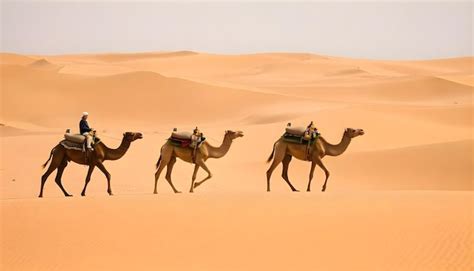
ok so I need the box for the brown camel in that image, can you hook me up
[154,130,244,193]
[39,132,143,197]
[266,128,364,192]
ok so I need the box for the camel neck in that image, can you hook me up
[206,135,233,159]
[321,132,351,156]
[104,137,131,160]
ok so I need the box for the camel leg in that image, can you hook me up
[193,159,212,189]
[39,165,57,198]
[306,161,317,192]
[266,150,296,192]
[55,158,72,197]
[190,164,200,193]
[154,154,171,194]
[281,155,298,192]
[81,165,96,196]
[96,162,113,195]
[39,150,64,198]
[165,157,181,193]
[315,158,330,192]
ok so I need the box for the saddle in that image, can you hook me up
[64,133,87,143]
[285,126,306,136]
[61,130,100,152]
[168,131,206,148]
[282,126,319,160]
[171,131,193,140]
[168,129,206,163]
[282,127,318,144]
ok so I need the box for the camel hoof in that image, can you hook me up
[321,187,326,192]
[193,183,201,189]
[81,193,85,197]
[306,189,311,192]
[189,190,194,193]
[65,194,73,197]
[38,195,43,198]
[108,193,114,196]
[153,191,158,194]
[292,190,300,192]
[175,191,182,194]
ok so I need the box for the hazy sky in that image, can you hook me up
[1,1,472,59]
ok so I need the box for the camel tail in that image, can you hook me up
[42,148,55,169]
[266,141,277,163]
[155,155,162,169]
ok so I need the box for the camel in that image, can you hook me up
[266,128,364,192]
[39,132,143,197]
[154,130,244,193]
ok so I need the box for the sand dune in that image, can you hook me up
[91,50,198,62]
[0,53,36,65]
[1,64,291,127]
[1,51,472,271]
[331,140,473,190]
[1,192,472,271]
[267,76,473,106]
[325,67,370,76]
[27,58,63,72]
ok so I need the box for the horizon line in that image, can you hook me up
[2,50,473,62]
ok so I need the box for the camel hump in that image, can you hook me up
[285,126,305,136]
[171,131,193,140]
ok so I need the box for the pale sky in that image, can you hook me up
[1,1,472,59]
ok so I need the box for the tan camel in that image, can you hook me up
[266,128,364,192]
[39,132,143,197]
[154,130,244,193]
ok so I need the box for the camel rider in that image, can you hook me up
[304,121,320,141]
[191,127,203,162]
[80,112,94,151]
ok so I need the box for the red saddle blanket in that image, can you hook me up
[169,137,192,148]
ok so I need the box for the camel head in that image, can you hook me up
[123,132,143,142]
[224,130,244,140]
[344,128,365,138]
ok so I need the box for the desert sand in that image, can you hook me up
[1,52,472,270]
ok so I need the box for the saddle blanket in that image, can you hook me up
[168,137,206,148]
[282,133,318,145]
[60,140,85,151]
[60,137,101,151]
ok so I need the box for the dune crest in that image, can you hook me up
[28,58,63,71]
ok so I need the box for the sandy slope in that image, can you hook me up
[2,192,472,271]
[1,52,472,271]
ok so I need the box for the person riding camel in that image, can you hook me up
[79,112,94,151]
[191,127,203,162]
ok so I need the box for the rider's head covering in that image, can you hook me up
[82,112,89,117]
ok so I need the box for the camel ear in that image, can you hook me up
[123,133,126,137]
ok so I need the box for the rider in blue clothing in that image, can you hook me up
[80,112,93,150]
